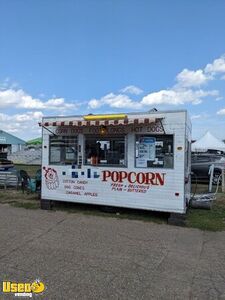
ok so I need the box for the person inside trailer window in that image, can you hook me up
[84,135,126,166]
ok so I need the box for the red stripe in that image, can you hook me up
[41,118,155,127]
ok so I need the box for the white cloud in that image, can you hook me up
[89,85,220,110]
[205,55,225,74]
[176,69,211,87]
[1,53,225,139]
[0,88,77,111]
[0,78,20,90]
[140,54,225,107]
[0,111,44,138]
[88,93,142,109]
[44,98,75,110]
[215,96,223,101]
[175,54,225,90]
[104,93,142,109]
[141,89,218,106]
[120,85,143,95]
[0,111,43,122]
[190,112,209,120]
[191,114,201,120]
[88,99,102,109]
[217,108,225,115]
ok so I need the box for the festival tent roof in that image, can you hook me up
[192,131,225,152]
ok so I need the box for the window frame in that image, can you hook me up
[49,135,78,165]
[83,134,128,168]
[135,134,174,169]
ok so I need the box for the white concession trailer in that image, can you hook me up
[40,110,191,216]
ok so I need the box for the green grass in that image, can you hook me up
[0,189,39,210]
[186,193,225,231]
[11,201,39,209]
[0,184,225,231]
[0,190,37,201]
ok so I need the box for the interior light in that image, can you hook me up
[100,126,107,135]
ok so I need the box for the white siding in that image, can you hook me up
[41,111,190,213]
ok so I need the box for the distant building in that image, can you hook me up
[0,130,26,155]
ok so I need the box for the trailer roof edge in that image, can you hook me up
[42,109,188,120]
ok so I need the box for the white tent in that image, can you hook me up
[192,131,225,152]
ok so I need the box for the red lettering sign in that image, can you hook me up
[102,170,165,186]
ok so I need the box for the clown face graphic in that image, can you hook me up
[43,167,59,190]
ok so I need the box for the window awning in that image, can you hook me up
[39,117,156,127]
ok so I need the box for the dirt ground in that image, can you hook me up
[0,203,225,299]
[1,183,225,231]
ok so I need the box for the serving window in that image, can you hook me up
[49,135,78,165]
[84,135,126,166]
[135,135,174,168]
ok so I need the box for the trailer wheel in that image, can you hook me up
[40,199,53,210]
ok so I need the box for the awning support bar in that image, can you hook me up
[39,124,57,136]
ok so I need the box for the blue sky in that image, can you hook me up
[0,0,225,140]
